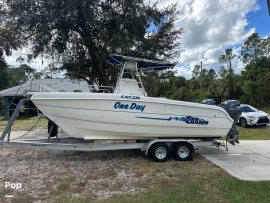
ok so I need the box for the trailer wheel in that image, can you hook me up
[48,119,58,137]
[149,143,170,162]
[173,142,193,161]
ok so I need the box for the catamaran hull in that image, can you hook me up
[31,93,234,140]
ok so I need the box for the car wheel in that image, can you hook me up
[240,118,247,128]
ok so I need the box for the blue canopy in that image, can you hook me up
[107,54,176,71]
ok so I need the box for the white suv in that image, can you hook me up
[239,104,270,128]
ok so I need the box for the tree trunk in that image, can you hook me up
[95,53,109,86]
[84,42,109,86]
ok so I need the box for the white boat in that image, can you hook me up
[31,55,234,140]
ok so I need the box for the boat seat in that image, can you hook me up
[115,78,145,96]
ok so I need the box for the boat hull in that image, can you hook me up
[31,93,234,140]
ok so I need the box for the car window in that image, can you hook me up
[249,106,258,111]
[241,106,257,112]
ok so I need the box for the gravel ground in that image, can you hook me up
[1,147,148,202]
[0,131,212,202]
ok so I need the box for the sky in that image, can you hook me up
[163,0,270,78]
[5,0,270,79]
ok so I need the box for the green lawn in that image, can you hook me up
[238,125,270,140]
[0,117,48,132]
[106,178,270,203]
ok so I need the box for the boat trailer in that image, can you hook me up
[0,99,234,162]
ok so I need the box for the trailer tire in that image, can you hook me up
[173,142,193,161]
[48,119,58,137]
[148,143,170,162]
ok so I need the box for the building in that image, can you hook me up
[0,78,92,119]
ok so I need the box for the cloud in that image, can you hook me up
[174,64,192,79]
[155,0,258,78]
[5,0,259,79]
[5,48,49,71]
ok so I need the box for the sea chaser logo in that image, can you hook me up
[174,116,209,125]
[136,115,209,125]
[114,102,145,112]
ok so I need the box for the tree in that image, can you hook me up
[191,64,201,79]
[18,64,36,81]
[200,69,208,89]
[4,65,31,87]
[218,48,237,99]
[0,5,21,60]
[1,0,183,85]
[240,56,270,106]
[240,33,270,64]
[0,2,22,90]
[191,64,216,91]
[1,64,43,89]
[207,69,216,83]
[219,48,235,73]
[239,33,270,106]
[40,63,62,79]
[0,55,8,90]
[215,48,243,101]
[207,81,222,103]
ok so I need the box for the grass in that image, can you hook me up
[26,156,270,203]
[106,179,270,203]
[238,125,270,140]
[0,188,14,200]
[0,157,269,203]
[103,157,270,203]
[0,116,48,132]
[103,159,270,203]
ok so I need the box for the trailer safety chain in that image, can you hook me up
[10,114,44,141]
